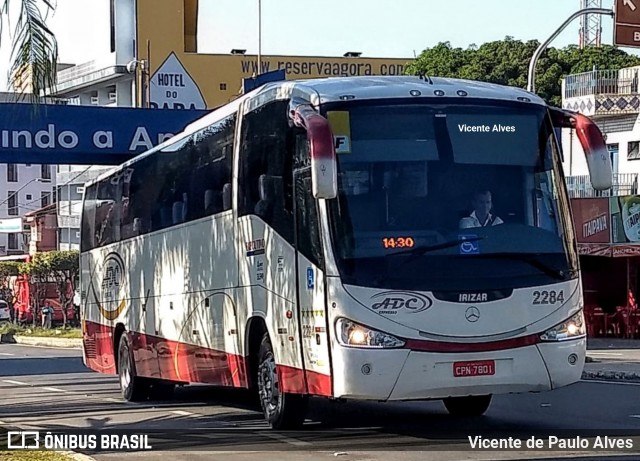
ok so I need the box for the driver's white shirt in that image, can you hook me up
[460,211,504,228]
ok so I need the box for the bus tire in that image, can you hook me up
[117,334,149,402]
[443,395,492,416]
[257,333,307,429]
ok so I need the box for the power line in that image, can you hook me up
[15,165,94,211]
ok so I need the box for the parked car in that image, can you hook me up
[0,300,10,322]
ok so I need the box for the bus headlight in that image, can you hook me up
[336,318,405,348]
[539,311,586,342]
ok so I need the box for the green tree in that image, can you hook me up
[1,0,58,96]
[21,250,79,327]
[0,261,20,321]
[406,37,640,107]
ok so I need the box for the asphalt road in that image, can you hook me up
[1,343,640,461]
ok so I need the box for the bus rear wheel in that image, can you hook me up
[118,334,149,402]
[256,333,307,429]
[443,395,492,416]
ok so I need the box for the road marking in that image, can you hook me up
[40,386,68,393]
[3,379,28,385]
[588,352,624,356]
[259,431,311,446]
[103,398,124,403]
[0,352,14,356]
[171,410,202,418]
[630,415,640,418]
[0,420,6,425]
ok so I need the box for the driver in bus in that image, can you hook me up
[459,190,504,229]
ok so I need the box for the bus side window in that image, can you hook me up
[295,133,324,269]
[239,100,293,242]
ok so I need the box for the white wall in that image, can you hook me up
[0,164,56,254]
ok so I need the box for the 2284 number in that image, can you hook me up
[532,290,565,305]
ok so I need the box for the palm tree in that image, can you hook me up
[1,0,58,97]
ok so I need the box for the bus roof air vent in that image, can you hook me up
[456,90,468,97]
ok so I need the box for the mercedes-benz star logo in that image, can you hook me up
[465,306,480,323]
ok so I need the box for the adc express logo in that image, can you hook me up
[370,291,433,314]
[90,252,127,321]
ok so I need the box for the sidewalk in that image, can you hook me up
[583,338,640,382]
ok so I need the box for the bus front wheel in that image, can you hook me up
[118,334,148,402]
[443,395,492,416]
[256,333,307,429]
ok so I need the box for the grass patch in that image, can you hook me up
[0,324,81,339]
[0,451,74,461]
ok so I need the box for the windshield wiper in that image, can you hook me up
[463,252,568,281]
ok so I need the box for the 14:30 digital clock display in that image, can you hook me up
[382,237,415,249]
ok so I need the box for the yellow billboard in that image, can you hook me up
[136,0,413,109]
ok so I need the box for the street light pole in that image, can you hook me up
[527,7,614,93]
[258,0,262,75]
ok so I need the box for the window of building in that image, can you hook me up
[7,164,17,182]
[41,192,50,208]
[628,141,640,160]
[7,233,18,250]
[26,194,32,200]
[220,83,227,91]
[7,192,17,216]
[109,0,116,53]
[41,164,51,180]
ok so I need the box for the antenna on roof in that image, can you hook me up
[418,70,433,85]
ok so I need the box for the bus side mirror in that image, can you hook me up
[289,98,338,199]
[549,107,612,191]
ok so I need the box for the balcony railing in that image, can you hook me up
[565,173,639,198]
[563,67,640,99]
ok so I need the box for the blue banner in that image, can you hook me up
[0,104,208,164]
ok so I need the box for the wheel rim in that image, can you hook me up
[258,351,279,415]
[119,344,131,391]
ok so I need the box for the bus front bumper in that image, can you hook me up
[331,338,585,400]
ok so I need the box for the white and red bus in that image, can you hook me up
[80,76,611,429]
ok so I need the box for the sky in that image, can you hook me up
[0,0,637,86]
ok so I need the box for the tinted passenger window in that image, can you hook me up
[238,100,294,242]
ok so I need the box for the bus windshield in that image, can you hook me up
[325,100,578,292]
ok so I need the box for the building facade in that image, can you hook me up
[561,65,640,198]
[0,163,56,255]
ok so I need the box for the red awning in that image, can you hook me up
[578,243,640,257]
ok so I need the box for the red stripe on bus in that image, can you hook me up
[306,370,332,396]
[83,320,331,395]
[404,334,541,353]
[277,365,333,396]
[82,320,248,387]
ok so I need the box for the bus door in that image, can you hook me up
[293,137,333,397]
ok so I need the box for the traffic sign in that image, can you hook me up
[615,0,640,47]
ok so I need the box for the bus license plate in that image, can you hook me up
[453,360,495,377]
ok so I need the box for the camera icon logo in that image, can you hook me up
[7,431,40,449]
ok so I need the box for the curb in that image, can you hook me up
[582,370,640,382]
[0,334,82,349]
